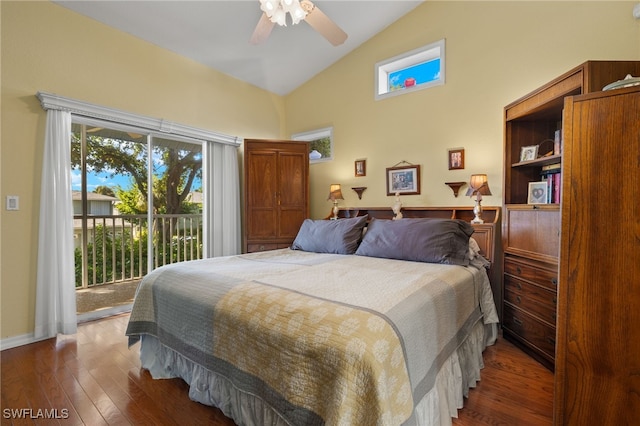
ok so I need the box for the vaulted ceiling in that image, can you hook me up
[54,0,424,96]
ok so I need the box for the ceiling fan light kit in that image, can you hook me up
[252,0,348,46]
[260,0,307,26]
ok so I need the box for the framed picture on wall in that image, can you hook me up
[386,164,421,196]
[527,181,549,204]
[355,159,366,177]
[448,148,464,170]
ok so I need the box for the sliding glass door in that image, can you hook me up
[71,120,203,314]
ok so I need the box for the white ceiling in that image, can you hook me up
[53,0,424,96]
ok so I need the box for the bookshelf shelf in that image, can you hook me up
[511,154,561,168]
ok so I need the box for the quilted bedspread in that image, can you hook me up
[126,249,498,425]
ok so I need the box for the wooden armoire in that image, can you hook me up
[243,139,309,253]
[554,86,640,424]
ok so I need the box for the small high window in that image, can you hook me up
[375,39,445,100]
[292,127,333,163]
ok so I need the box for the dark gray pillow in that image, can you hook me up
[291,215,368,254]
[355,217,474,265]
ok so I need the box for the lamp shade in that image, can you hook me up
[465,174,492,196]
[327,184,344,201]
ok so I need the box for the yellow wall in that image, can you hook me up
[285,1,640,218]
[1,1,639,342]
[0,1,285,339]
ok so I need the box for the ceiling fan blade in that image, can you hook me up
[301,0,347,46]
[250,12,275,45]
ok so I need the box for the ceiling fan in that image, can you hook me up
[250,0,348,46]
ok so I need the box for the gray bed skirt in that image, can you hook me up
[138,321,497,426]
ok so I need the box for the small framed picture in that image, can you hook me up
[448,148,465,170]
[355,159,366,177]
[528,181,549,204]
[520,145,539,162]
[386,164,421,196]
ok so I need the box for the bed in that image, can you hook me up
[126,207,500,426]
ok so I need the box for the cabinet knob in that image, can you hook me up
[513,317,523,327]
[516,266,522,275]
[516,282,522,290]
[551,277,558,286]
[516,296,522,304]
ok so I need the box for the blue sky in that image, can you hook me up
[72,169,202,194]
[71,169,131,192]
[389,58,441,90]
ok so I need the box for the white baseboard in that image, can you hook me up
[0,333,48,351]
[1,304,133,351]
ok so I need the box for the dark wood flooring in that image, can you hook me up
[1,313,553,425]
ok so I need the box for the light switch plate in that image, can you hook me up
[6,195,19,211]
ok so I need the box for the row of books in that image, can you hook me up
[540,162,561,204]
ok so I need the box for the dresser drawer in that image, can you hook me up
[504,257,558,291]
[504,276,556,325]
[503,304,556,362]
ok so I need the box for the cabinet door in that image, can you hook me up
[555,87,640,424]
[277,150,308,239]
[246,150,278,240]
[504,205,560,263]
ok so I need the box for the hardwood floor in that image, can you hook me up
[1,313,553,425]
[452,337,554,425]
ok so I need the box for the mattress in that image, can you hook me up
[126,248,498,425]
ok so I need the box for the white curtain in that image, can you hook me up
[34,109,77,339]
[207,142,241,257]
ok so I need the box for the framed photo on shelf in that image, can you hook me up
[520,145,539,162]
[355,159,366,177]
[386,164,421,196]
[527,181,549,204]
[448,148,465,170]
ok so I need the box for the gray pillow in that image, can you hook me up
[291,215,369,254]
[355,217,474,265]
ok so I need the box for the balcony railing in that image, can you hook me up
[74,214,203,289]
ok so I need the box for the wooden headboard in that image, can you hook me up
[328,206,503,320]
